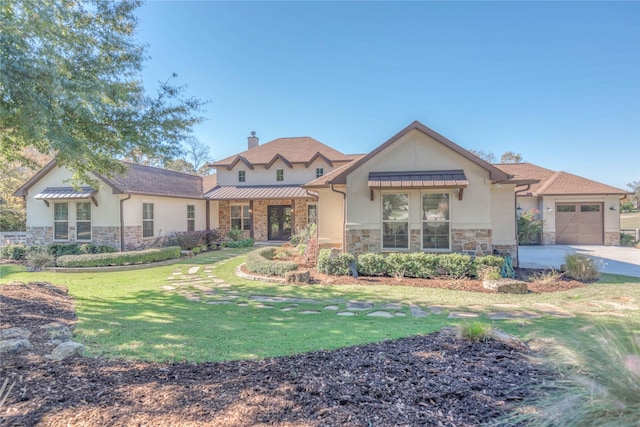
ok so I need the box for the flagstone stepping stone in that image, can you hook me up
[337,312,356,316]
[219,295,240,300]
[161,285,176,291]
[492,303,521,308]
[172,272,182,275]
[187,266,200,275]
[447,311,480,319]
[167,277,178,280]
[467,305,486,311]
[598,300,640,310]
[346,301,374,311]
[531,303,575,318]
[324,305,340,311]
[207,301,231,305]
[226,290,239,294]
[237,303,249,307]
[381,303,403,310]
[300,310,321,314]
[281,306,298,312]
[250,296,320,304]
[487,311,541,320]
[368,311,393,318]
[394,313,407,317]
[410,305,428,317]
[255,304,273,309]
[193,285,214,292]
[216,283,231,289]
[212,278,225,283]
[186,296,201,302]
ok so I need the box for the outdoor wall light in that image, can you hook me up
[516,205,523,211]
[546,207,553,212]
[610,206,616,211]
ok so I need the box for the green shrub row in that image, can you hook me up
[245,247,298,276]
[223,238,254,248]
[317,249,355,276]
[355,252,506,279]
[0,243,116,260]
[56,246,181,267]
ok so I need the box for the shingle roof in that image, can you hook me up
[368,170,468,189]
[204,185,310,200]
[302,158,363,188]
[495,162,628,196]
[210,137,354,169]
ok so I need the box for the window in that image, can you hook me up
[187,205,195,231]
[54,203,69,240]
[231,205,250,231]
[581,204,600,212]
[422,193,450,250]
[276,169,284,181]
[557,205,576,213]
[308,204,317,224]
[382,193,409,249]
[76,202,92,241]
[315,168,324,178]
[238,170,245,182]
[143,203,154,238]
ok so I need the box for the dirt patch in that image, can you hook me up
[0,282,553,426]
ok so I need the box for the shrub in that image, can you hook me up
[25,249,55,271]
[56,246,181,267]
[437,253,472,279]
[564,253,599,281]
[289,222,317,246]
[357,253,387,276]
[78,244,116,254]
[245,246,298,276]
[620,233,636,247]
[227,227,245,242]
[166,230,216,250]
[0,244,27,260]
[458,322,492,343]
[225,238,254,248]
[472,255,504,276]
[476,266,502,281]
[405,252,439,278]
[384,252,407,278]
[317,248,354,276]
[518,208,544,245]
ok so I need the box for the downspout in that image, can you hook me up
[513,183,532,267]
[119,194,131,252]
[330,184,347,252]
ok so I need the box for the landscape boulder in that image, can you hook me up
[483,279,528,294]
[47,341,84,361]
[41,322,72,341]
[285,270,311,284]
[0,327,32,340]
[0,338,33,354]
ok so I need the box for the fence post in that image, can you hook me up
[636,229,639,243]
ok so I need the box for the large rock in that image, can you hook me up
[0,327,32,340]
[41,322,72,340]
[47,341,84,361]
[0,338,32,354]
[483,279,528,294]
[284,270,310,284]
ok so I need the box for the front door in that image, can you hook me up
[268,205,292,240]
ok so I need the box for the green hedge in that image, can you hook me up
[56,246,181,267]
[356,253,387,276]
[317,249,355,276]
[0,243,116,260]
[245,247,298,276]
[0,244,27,260]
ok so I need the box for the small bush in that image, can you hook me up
[476,266,502,281]
[518,208,544,245]
[78,244,116,254]
[317,249,354,276]
[564,253,599,281]
[227,227,245,242]
[357,253,387,276]
[405,252,439,278]
[25,249,55,271]
[437,253,472,279]
[46,243,80,257]
[384,252,407,278]
[0,244,26,260]
[245,246,298,276]
[458,322,492,343]
[472,255,504,277]
[166,230,217,250]
[620,233,636,247]
[56,246,181,267]
[529,268,564,285]
[225,238,254,248]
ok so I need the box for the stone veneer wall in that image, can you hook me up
[26,226,53,246]
[604,231,619,246]
[92,226,121,250]
[123,225,145,250]
[217,200,231,239]
[451,229,492,256]
[543,232,556,245]
[26,226,120,250]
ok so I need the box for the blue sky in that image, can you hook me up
[136,1,639,189]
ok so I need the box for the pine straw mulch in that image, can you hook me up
[0,281,557,426]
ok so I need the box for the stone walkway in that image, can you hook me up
[162,254,637,321]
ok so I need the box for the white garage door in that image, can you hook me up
[555,203,603,245]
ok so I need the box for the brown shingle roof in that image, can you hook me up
[210,137,353,169]
[495,162,628,196]
[302,158,363,188]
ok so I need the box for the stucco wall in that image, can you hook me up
[315,187,345,248]
[215,159,352,186]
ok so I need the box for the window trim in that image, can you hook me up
[142,202,154,238]
[230,204,251,231]
[315,167,324,178]
[53,202,69,241]
[421,192,451,252]
[187,204,195,232]
[76,202,92,242]
[307,203,317,224]
[276,169,284,181]
[238,170,245,183]
[381,192,410,250]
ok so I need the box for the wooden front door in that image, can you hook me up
[268,205,292,240]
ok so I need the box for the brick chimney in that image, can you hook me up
[248,131,259,149]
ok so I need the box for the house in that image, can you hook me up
[496,162,629,245]
[14,160,212,251]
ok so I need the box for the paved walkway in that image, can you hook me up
[519,245,640,277]
[161,252,638,321]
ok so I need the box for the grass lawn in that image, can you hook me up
[1,248,639,363]
[620,211,640,229]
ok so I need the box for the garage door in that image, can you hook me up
[555,203,603,245]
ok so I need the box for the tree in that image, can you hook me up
[164,158,197,174]
[469,149,497,163]
[627,180,640,206]
[0,0,206,184]
[501,151,523,163]
[183,137,211,172]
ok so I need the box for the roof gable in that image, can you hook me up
[329,121,511,184]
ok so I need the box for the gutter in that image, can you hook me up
[119,194,131,251]
[330,184,347,252]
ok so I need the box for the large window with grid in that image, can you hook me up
[54,203,69,240]
[143,203,154,238]
[382,193,409,249]
[231,205,250,231]
[187,205,195,231]
[76,202,92,241]
[422,193,450,250]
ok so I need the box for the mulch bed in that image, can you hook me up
[0,281,555,426]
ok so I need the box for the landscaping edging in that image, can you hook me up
[42,257,186,273]
[236,263,285,283]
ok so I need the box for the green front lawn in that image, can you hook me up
[1,248,639,363]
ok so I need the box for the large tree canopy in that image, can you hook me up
[0,0,206,182]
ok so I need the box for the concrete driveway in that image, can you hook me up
[518,245,640,278]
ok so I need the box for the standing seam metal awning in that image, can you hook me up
[204,185,311,200]
[368,170,468,200]
[34,187,98,206]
